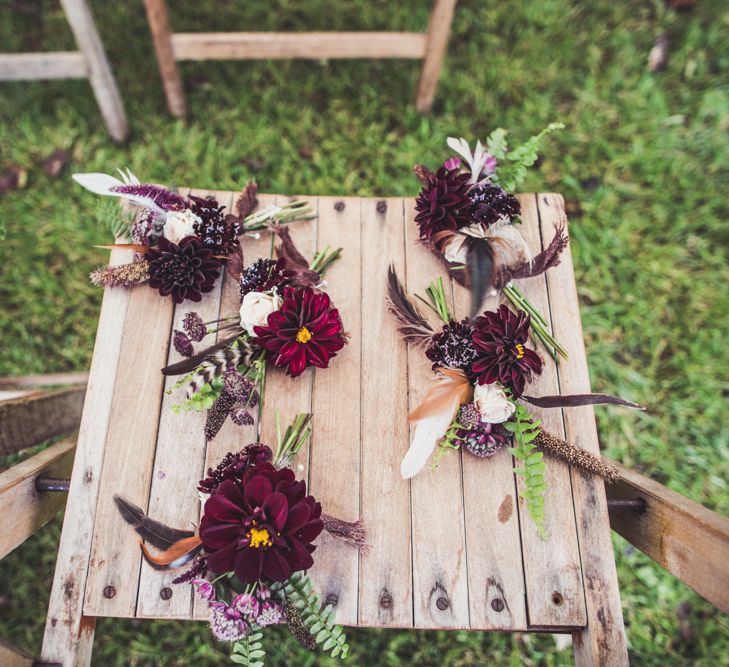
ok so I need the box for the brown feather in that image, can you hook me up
[523,393,645,410]
[140,535,203,569]
[235,180,259,219]
[408,368,472,422]
[114,495,194,550]
[161,331,244,376]
[386,265,434,346]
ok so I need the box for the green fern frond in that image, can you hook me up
[231,631,265,667]
[275,573,349,659]
[505,402,548,540]
[96,198,133,241]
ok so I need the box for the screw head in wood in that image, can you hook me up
[379,593,393,609]
[325,593,339,607]
[552,591,564,606]
[103,585,116,599]
[491,598,505,612]
[376,200,387,213]
[160,587,173,600]
[436,596,449,611]
[334,201,345,212]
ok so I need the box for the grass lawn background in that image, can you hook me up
[1,0,728,664]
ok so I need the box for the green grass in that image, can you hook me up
[1,0,729,664]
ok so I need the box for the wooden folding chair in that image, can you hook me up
[142,0,457,117]
[0,0,128,143]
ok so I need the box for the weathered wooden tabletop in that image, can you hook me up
[74,190,623,644]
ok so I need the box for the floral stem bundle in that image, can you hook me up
[115,415,364,665]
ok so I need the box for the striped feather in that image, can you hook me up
[185,344,256,398]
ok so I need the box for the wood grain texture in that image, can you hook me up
[136,189,217,619]
[404,200,470,629]
[143,0,187,117]
[538,193,628,665]
[0,387,85,455]
[453,277,529,631]
[41,247,133,666]
[0,52,87,81]
[0,437,75,559]
[358,198,413,627]
[0,372,88,389]
[171,32,427,61]
[415,0,458,112]
[516,195,586,629]
[308,197,362,626]
[83,281,174,617]
[608,462,729,614]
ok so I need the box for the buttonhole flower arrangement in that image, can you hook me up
[163,227,346,443]
[386,269,644,539]
[115,413,366,665]
[414,126,573,360]
[74,170,314,304]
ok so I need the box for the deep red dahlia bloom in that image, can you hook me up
[414,167,473,247]
[253,287,345,377]
[199,463,323,584]
[471,304,543,397]
[146,236,222,303]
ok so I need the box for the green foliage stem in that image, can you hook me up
[231,631,265,667]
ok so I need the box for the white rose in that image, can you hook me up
[473,382,515,424]
[239,291,282,337]
[164,209,201,243]
[443,234,469,265]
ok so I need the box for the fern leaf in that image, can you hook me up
[232,632,265,667]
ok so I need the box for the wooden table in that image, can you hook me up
[41,191,629,666]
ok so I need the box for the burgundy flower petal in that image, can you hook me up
[262,492,289,532]
[234,547,263,584]
[205,541,238,574]
[261,549,293,582]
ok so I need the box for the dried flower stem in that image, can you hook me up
[90,260,149,288]
[536,430,619,483]
[321,513,370,552]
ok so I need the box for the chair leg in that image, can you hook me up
[60,0,129,143]
[143,0,187,118]
[415,0,457,113]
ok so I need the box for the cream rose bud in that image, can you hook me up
[239,291,282,337]
[473,382,515,423]
[163,209,201,243]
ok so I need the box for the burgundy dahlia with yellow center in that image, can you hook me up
[199,462,323,584]
[471,304,543,397]
[253,286,345,377]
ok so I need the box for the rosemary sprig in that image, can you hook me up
[502,283,568,361]
[416,276,452,323]
[430,417,462,470]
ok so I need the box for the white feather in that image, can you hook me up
[487,221,532,266]
[446,137,488,183]
[72,172,124,196]
[400,407,457,479]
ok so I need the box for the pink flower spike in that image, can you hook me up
[444,156,462,171]
[483,154,498,175]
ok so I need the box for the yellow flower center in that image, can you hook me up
[247,526,273,549]
[514,343,525,359]
[296,326,313,344]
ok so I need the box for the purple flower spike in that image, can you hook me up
[483,154,498,176]
[256,601,284,627]
[209,602,249,642]
[173,330,194,358]
[192,578,216,602]
[444,156,462,171]
[110,184,187,211]
[232,593,260,621]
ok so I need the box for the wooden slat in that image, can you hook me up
[538,193,628,665]
[84,281,175,616]
[191,193,279,621]
[0,372,88,389]
[415,0,457,112]
[609,462,729,614]
[0,386,85,456]
[136,189,219,619]
[453,278,528,630]
[515,195,586,629]
[41,247,133,665]
[0,52,87,81]
[0,437,76,559]
[404,201,470,628]
[308,197,363,626]
[358,198,413,627]
[171,32,427,61]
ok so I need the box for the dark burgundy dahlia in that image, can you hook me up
[471,304,542,397]
[425,319,479,379]
[239,258,292,299]
[253,287,345,377]
[189,195,242,256]
[468,183,521,228]
[146,236,222,303]
[414,167,473,248]
[199,463,323,583]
